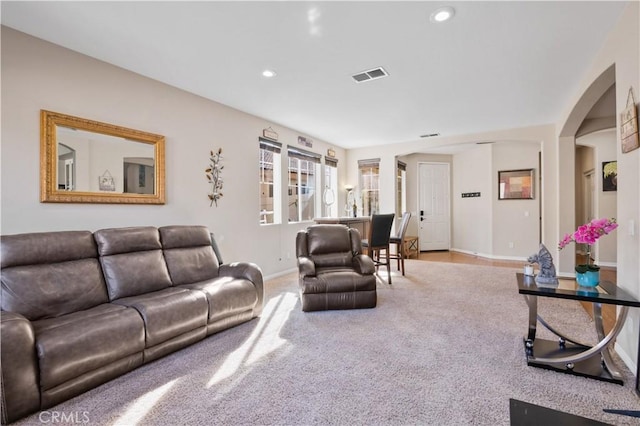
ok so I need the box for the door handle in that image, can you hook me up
[420,210,424,222]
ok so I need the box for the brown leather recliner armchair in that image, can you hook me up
[295,224,376,312]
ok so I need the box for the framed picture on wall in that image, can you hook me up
[498,169,534,200]
[620,87,639,153]
[602,161,617,192]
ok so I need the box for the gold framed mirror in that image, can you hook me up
[40,110,165,204]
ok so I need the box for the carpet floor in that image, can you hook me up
[13,260,640,425]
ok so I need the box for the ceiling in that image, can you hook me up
[0,1,627,150]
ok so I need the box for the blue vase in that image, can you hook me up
[576,270,600,287]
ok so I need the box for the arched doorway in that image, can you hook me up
[557,64,616,276]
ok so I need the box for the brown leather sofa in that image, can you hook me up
[0,225,263,424]
[295,224,376,311]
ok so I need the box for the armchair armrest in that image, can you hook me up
[297,256,316,278]
[353,254,375,275]
[218,262,264,317]
[1,311,40,424]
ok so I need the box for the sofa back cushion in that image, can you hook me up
[0,231,108,321]
[304,225,354,268]
[159,226,219,285]
[94,227,172,300]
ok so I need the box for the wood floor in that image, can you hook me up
[417,250,616,334]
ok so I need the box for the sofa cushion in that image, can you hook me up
[1,231,97,268]
[100,250,173,300]
[112,288,208,347]
[163,246,219,285]
[93,226,161,256]
[159,225,212,249]
[0,231,108,321]
[307,225,352,255]
[179,277,258,323]
[33,304,145,391]
[309,252,354,269]
[159,226,220,285]
[94,227,173,300]
[305,225,353,268]
[2,259,109,321]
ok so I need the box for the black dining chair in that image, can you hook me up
[362,213,395,284]
[389,212,412,276]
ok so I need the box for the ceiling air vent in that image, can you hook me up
[420,133,440,138]
[352,67,389,83]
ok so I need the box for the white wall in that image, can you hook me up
[491,142,541,259]
[0,27,345,277]
[449,141,541,260]
[452,146,492,256]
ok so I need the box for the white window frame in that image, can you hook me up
[259,138,282,225]
[359,158,380,216]
[396,160,407,217]
[287,146,321,223]
[324,157,338,217]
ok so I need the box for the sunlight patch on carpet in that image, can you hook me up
[114,379,177,425]
[206,291,297,388]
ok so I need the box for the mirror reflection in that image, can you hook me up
[41,110,165,204]
[56,126,155,194]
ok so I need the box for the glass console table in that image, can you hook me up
[516,273,640,384]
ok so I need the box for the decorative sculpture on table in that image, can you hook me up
[527,243,559,286]
[206,148,223,207]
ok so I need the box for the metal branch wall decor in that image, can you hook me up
[206,148,224,206]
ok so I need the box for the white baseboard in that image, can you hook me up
[264,267,297,281]
[615,342,637,378]
[450,248,528,262]
[449,249,618,271]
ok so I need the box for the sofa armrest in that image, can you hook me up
[218,262,264,317]
[353,254,375,275]
[297,256,316,278]
[1,311,40,424]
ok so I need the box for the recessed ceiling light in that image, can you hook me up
[430,6,455,23]
[262,69,277,78]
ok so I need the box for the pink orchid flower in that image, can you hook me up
[557,218,617,250]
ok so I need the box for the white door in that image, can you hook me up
[418,163,450,251]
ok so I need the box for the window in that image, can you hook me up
[288,146,321,222]
[259,138,282,225]
[396,161,407,216]
[324,157,338,217]
[358,158,380,216]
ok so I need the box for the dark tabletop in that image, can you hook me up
[516,272,640,308]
